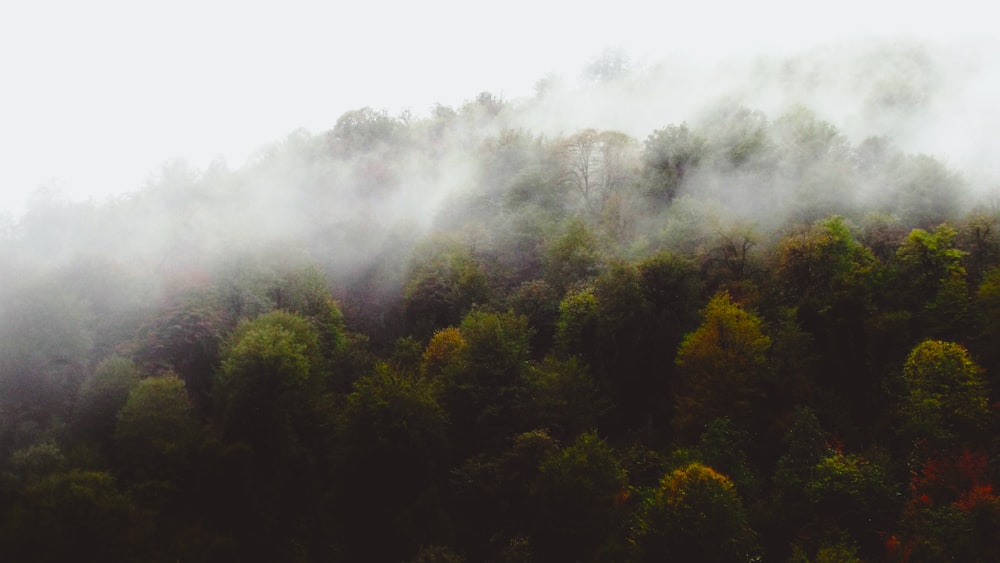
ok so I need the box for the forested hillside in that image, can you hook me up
[2,49,1000,561]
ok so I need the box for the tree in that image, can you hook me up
[803,448,896,556]
[702,106,774,171]
[582,47,631,83]
[441,309,534,454]
[269,264,346,358]
[114,373,198,484]
[773,216,876,415]
[451,429,558,560]
[74,355,141,448]
[0,470,149,562]
[133,286,227,408]
[210,310,327,559]
[890,154,966,228]
[403,239,490,339]
[5,441,66,487]
[523,356,608,439]
[334,365,451,560]
[0,281,94,434]
[900,339,988,449]
[972,266,1000,379]
[775,216,874,311]
[328,107,404,156]
[641,123,707,203]
[771,107,854,220]
[533,431,627,561]
[420,327,466,381]
[890,449,1000,562]
[214,310,320,450]
[553,285,599,362]
[673,292,771,440]
[560,130,636,213]
[774,407,830,497]
[694,417,759,498]
[895,224,971,340]
[508,279,561,357]
[634,462,758,562]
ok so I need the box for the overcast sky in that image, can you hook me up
[0,0,993,215]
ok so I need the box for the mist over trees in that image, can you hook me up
[2,40,1000,561]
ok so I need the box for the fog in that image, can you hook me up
[2,31,998,283]
[2,1,999,347]
[2,0,994,215]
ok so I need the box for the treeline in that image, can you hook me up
[1,98,999,561]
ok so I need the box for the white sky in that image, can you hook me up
[0,0,993,215]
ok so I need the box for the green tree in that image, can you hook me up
[803,448,896,556]
[5,441,66,487]
[973,266,1000,379]
[328,106,405,155]
[694,418,759,498]
[0,470,149,562]
[114,373,198,484]
[534,431,627,561]
[403,239,490,339]
[896,224,971,340]
[891,154,966,228]
[269,265,346,353]
[543,218,600,294]
[553,285,599,361]
[211,310,327,560]
[702,106,774,171]
[215,310,320,450]
[508,279,561,357]
[441,309,534,454]
[900,339,988,449]
[335,365,451,561]
[773,216,876,418]
[641,123,707,203]
[451,429,558,560]
[523,356,608,440]
[775,216,874,311]
[74,355,141,448]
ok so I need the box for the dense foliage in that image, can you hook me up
[1,85,999,562]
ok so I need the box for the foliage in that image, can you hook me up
[335,365,451,560]
[74,355,141,446]
[900,339,988,448]
[0,469,149,562]
[544,218,600,294]
[553,285,599,360]
[441,309,534,453]
[674,291,771,439]
[214,310,319,451]
[114,373,198,483]
[633,462,759,561]
[404,240,490,339]
[890,449,1000,562]
[534,431,627,561]
[642,123,707,203]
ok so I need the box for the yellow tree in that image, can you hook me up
[673,292,770,440]
[634,462,758,561]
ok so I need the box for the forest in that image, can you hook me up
[1,49,1000,562]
